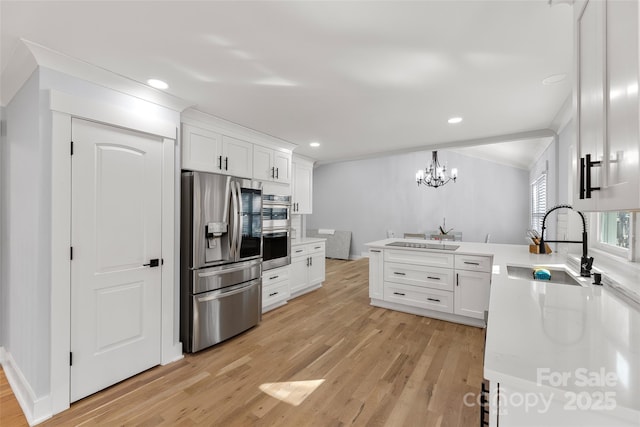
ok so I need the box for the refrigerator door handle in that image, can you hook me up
[230,181,240,258]
[235,181,243,257]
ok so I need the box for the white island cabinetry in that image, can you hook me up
[366,240,492,328]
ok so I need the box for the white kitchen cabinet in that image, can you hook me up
[221,135,253,178]
[181,124,253,178]
[291,157,313,214]
[573,0,640,211]
[454,270,491,319]
[454,254,492,320]
[368,249,383,299]
[253,145,291,184]
[290,241,325,297]
[262,265,290,313]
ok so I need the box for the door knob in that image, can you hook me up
[143,258,162,267]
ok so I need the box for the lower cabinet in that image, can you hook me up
[369,248,492,327]
[290,241,326,297]
[262,265,290,313]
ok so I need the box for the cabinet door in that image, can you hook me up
[222,135,253,178]
[600,0,639,210]
[368,249,384,299]
[292,161,313,214]
[273,151,292,184]
[289,255,309,294]
[182,124,223,173]
[574,0,605,211]
[253,145,274,181]
[454,270,491,320]
[308,247,325,286]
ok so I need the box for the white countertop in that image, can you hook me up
[366,238,640,423]
[291,237,326,246]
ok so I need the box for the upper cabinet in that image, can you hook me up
[573,0,640,211]
[292,156,314,214]
[253,145,292,184]
[182,124,252,178]
[181,109,295,182]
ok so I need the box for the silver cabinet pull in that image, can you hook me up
[393,272,406,276]
[464,261,480,266]
[427,297,441,302]
[427,276,440,280]
[393,292,405,296]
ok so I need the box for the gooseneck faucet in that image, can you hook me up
[538,204,594,277]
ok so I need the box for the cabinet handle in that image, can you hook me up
[276,167,279,179]
[306,257,310,266]
[456,273,459,287]
[314,246,321,249]
[585,154,601,199]
[269,292,279,297]
[295,249,304,253]
[218,155,223,170]
[310,257,313,266]
[271,167,275,178]
[224,157,229,171]
[269,275,279,280]
[393,272,406,276]
[393,292,406,296]
[579,156,586,200]
[427,276,440,280]
[427,298,441,302]
[371,249,381,253]
[464,261,480,266]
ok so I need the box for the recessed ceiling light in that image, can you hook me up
[147,79,169,90]
[309,142,320,148]
[448,117,463,124]
[542,73,567,85]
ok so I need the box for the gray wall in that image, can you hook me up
[308,149,530,258]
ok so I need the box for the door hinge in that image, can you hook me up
[70,352,73,366]
[70,140,74,156]
[70,246,73,260]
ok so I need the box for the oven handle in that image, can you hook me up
[197,280,259,303]
[263,228,290,236]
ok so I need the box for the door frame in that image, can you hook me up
[50,90,183,415]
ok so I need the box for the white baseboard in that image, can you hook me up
[0,348,52,425]
[162,342,184,366]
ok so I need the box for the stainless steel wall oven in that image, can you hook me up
[262,194,291,271]
[181,171,263,353]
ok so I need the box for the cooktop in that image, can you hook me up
[385,241,460,251]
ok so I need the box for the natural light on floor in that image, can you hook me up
[259,379,326,406]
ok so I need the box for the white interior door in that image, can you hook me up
[70,118,163,402]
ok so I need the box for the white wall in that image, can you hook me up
[308,149,530,257]
[2,69,52,396]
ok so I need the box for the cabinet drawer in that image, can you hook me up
[309,242,325,254]
[455,254,492,272]
[384,283,453,314]
[384,262,454,291]
[291,245,309,258]
[262,281,290,308]
[263,267,289,287]
[384,249,454,268]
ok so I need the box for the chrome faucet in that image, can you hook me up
[538,204,594,277]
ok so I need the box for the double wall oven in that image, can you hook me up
[262,194,291,271]
[181,171,263,353]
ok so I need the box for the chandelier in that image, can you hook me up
[415,151,458,188]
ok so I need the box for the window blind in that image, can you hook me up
[530,174,547,233]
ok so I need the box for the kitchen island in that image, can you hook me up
[365,238,640,426]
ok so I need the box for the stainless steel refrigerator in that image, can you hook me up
[180,171,263,352]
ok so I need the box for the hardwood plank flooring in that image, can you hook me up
[1,258,485,426]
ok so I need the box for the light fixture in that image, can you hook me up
[416,151,458,189]
[447,117,463,124]
[309,141,320,148]
[147,78,169,90]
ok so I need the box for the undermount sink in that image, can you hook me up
[506,265,585,287]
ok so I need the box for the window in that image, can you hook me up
[596,211,633,259]
[530,174,547,234]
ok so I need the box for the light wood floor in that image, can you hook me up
[2,258,485,426]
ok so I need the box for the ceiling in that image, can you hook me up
[0,1,573,168]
